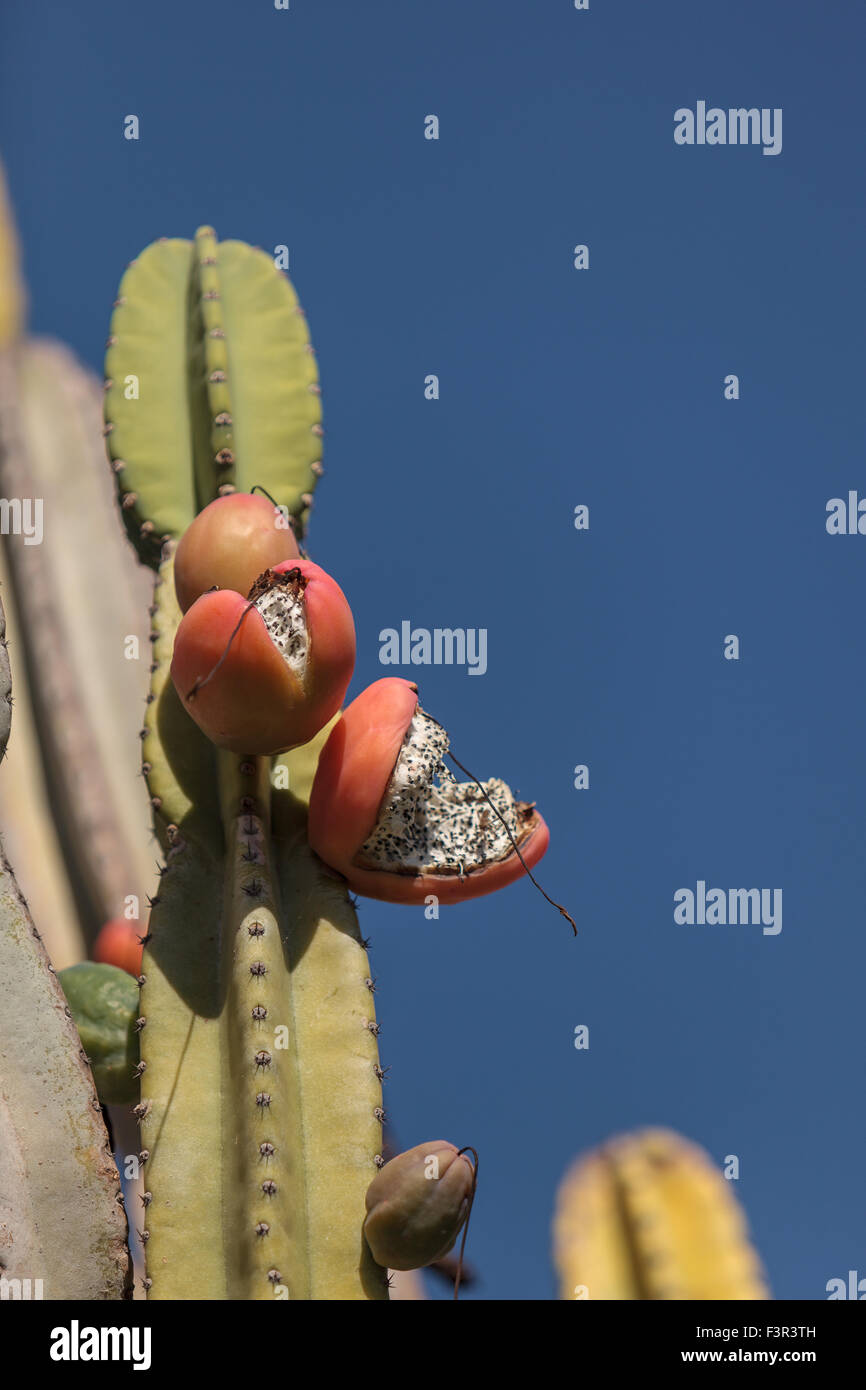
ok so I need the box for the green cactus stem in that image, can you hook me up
[106,229,387,1299]
[134,553,385,1298]
[140,554,221,852]
[104,227,321,567]
[59,962,141,1106]
[137,754,387,1299]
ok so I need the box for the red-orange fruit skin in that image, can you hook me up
[308,676,550,905]
[173,493,300,614]
[170,558,356,754]
[92,919,143,977]
[309,677,419,867]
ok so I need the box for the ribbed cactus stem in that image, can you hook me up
[141,762,388,1298]
[105,227,321,564]
[219,750,295,1295]
[195,225,235,500]
[106,228,384,1298]
[139,556,387,1297]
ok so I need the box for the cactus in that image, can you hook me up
[59,963,141,1106]
[0,161,84,966]
[136,566,384,1297]
[0,337,155,944]
[97,223,569,1300]
[0,598,130,1298]
[0,545,84,968]
[104,226,321,566]
[552,1128,770,1300]
[104,228,384,1299]
[0,162,24,349]
[0,203,576,1301]
[0,177,778,1303]
[0,157,154,949]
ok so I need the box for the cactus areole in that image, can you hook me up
[170,559,355,753]
[308,677,550,904]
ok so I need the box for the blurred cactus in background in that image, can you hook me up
[553,1128,770,1300]
[0,596,130,1297]
[0,156,154,970]
[0,164,24,348]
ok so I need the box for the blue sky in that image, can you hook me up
[2,1,863,1299]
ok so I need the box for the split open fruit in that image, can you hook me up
[308,676,549,904]
[170,559,355,754]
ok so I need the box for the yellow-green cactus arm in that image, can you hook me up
[104,227,321,567]
[553,1128,770,1300]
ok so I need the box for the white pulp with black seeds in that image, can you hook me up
[358,709,523,875]
[254,583,308,680]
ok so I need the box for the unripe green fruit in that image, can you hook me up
[59,962,140,1105]
[363,1141,475,1271]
